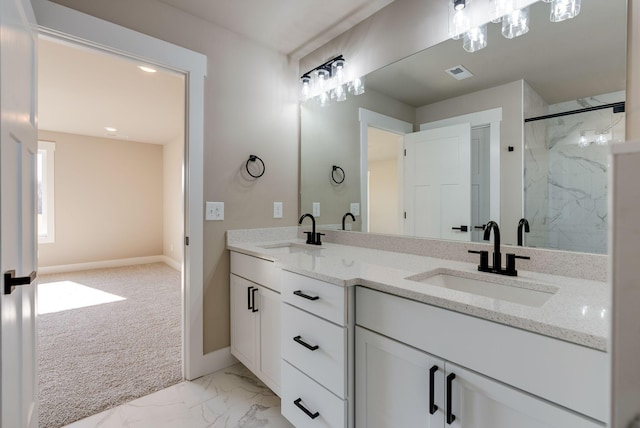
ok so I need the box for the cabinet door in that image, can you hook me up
[230,274,257,371]
[258,285,281,395]
[446,363,604,428]
[355,326,445,428]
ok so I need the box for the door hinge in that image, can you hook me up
[185,236,190,246]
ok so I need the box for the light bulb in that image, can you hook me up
[451,9,470,40]
[453,0,466,11]
[502,7,529,39]
[463,25,487,53]
[550,0,581,22]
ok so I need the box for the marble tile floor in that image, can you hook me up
[64,363,294,428]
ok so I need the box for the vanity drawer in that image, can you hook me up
[282,270,346,325]
[282,303,346,398]
[281,361,346,428]
[230,251,280,292]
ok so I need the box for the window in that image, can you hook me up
[38,141,55,243]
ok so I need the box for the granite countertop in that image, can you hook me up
[227,238,609,352]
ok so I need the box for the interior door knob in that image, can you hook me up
[4,270,37,295]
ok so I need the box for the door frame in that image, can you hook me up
[359,108,412,233]
[31,0,221,380]
[420,107,502,226]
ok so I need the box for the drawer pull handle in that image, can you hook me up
[251,288,259,312]
[429,365,438,415]
[294,398,319,419]
[247,286,254,310]
[293,335,319,351]
[293,290,319,301]
[446,373,456,425]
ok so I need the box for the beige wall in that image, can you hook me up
[38,130,163,266]
[369,159,400,235]
[163,136,183,265]
[628,1,640,140]
[51,0,300,353]
[415,80,523,244]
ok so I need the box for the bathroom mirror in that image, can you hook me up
[300,0,626,253]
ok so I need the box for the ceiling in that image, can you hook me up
[156,0,394,59]
[38,38,185,144]
[366,0,627,107]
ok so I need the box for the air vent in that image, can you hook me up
[445,65,474,80]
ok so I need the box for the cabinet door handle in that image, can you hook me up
[429,365,439,415]
[293,398,319,419]
[293,335,319,351]
[446,373,456,425]
[251,288,259,312]
[293,290,319,301]
[247,286,254,310]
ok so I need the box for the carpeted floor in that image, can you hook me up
[37,263,182,428]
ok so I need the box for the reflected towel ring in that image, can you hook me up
[331,165,345,184]
[246,155,265,178]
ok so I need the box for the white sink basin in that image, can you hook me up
[258,243,322,255]
[407,270,557,308]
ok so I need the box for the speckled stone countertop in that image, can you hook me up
[227,232,609,352]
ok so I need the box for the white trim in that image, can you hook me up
[37,140,55,243]
[38,255,171,275]
[420,108,502,224]
[359,108,413,233]
[33,0,210,380]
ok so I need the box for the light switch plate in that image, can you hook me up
[206,202,224,221]
[350,202,360,216]
[312,202,321,217]
[273,202,283,219]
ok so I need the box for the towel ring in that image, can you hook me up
[331,165,345,184]
[246,155,265,178]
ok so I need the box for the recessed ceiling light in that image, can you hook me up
[138,65,157,73]
[104,126,117,132]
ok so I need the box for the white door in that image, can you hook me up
[470,126,491,242]
[446,363,602,428]
[0,0,39,426]
[229,274,257,372]
[355,326,445,428]
[404,124,471,241]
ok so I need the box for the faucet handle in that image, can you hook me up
[505,253,531,276]
[314,232,325,245]
[468,250,489,271]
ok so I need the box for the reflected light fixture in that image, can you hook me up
[595,133,609,146]
[463,24,488,53]
[454,0,466,11]
[578,131,589,148]
[551,0,581,22]
[104,126,117,133]
[299,55,365,106]
[502,7,529,39]
[138,65,157,73]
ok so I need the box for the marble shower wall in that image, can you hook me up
[524,89,626,254]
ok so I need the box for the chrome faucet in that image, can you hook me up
[299,213,324,245]
[342,212,355,230]
[484,221,502,272]
[517,218,530,246]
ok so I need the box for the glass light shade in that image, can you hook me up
[595,134,609,146]
[333,84,347,102]
[491,0,514,23]
[502,7,529,39]
[332,59,346,84]
[349,77,365,95]
[315,69,329,92]
[463,25,487,53]
[319,91,330,107]
[578,132,589,148]
[450,9,470,40]
[300,76,311,101]
[550,0,581,22]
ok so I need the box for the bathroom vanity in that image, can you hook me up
[227,228,609,428]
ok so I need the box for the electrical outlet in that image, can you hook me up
[273,202,283,219]
[350,202,360,216]
[312,202,320,217]
[206,202,224,221]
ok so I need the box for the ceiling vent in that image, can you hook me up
[445,65,474,80]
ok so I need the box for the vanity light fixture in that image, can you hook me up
[299,55,365,106]
[578,131,589,148]
[452,0,583,53]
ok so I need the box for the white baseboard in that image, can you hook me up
[186,347,238,381]
[39,255,181,274]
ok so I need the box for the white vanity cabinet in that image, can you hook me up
[280,270,354,428]
[230,252,281,395]
[356,287,608,428]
